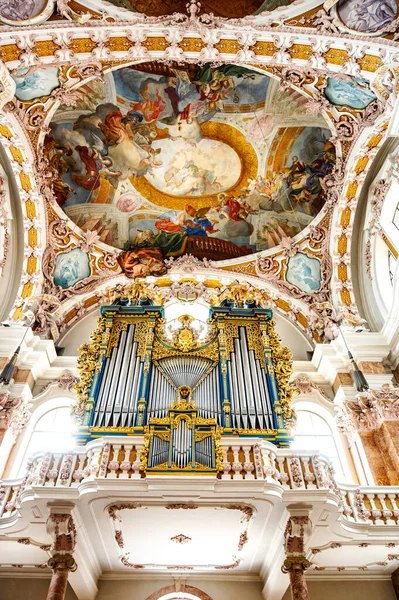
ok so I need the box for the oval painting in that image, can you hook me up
[337,0,398,33]
[144,138,242,197]
[0,0,49,22]
[324,77,377,110]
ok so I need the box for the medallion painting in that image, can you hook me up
[12,67,60,101]
[52,248,91,289]
[0,0,48,21]
[46,62,336,274]
[337,0,398,33]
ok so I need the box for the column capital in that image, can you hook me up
[47,553,77,573]
[283,508,313,573]
[282,556,312,573]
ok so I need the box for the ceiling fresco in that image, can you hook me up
[44,62,342,275]
[105,0,294,18]
[0,0,394,339]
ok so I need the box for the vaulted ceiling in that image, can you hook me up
[0,0,397,351]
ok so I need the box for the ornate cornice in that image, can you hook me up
[337,384,399,435]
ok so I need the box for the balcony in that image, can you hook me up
[1,437,398,528]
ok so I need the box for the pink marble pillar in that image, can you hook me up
[46,554,76,600]
[392,566,399,600]
[282,557,312,600]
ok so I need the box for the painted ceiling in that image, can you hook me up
[43,61,355,275]
[0,0,397,345]
[105,0,286,17]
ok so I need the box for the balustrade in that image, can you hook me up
[1,437,399,528]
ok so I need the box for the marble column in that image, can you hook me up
[282,556,312,600]
[282,508,312,600]
[46,553,76,600]
[392,566,399,600]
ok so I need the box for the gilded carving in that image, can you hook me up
[74,315,107,421]
[266,319,295,424]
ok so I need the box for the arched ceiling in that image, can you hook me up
[0,0,397,347]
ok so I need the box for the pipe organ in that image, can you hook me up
[74,282,294,474]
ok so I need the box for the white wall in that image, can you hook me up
[0,578,78,600]
[282,579,395,600]
[97,577,264,600]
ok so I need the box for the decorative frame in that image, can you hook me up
[107,502,255,571]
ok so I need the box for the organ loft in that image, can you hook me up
[74,282,294,472]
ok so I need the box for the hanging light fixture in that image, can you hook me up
[338,325,369,392]
[0,327,29,386]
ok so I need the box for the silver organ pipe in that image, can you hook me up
[234,335,248,428]
[127,353,142,427]
[156,357,212,390]
[96,344,118,426]
[225,326,275,430]
[173,420,191,468]
[105,329,127,426]
[113,326,134,426]
[192,364,222,425]
[229,353,240,428]
[255,359,273,429]
[249,349,264,429]
[122,341,138,426]
[93,352,111,425]
[261,362,275,426]
[195,435,212,468]
[240,328,256,429]
[150,434,169,467]
[92,325,144,428]
[147,369,175,421]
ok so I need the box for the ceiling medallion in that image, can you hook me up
[171,533,192,544]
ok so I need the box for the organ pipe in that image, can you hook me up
[79,294,293,454]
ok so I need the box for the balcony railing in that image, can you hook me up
[1,437,398,527]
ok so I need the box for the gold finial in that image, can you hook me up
[211,282,271,308]
[107,282,164,306]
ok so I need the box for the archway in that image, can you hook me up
[146,585,213,600]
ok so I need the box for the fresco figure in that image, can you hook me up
[324,78,377,110]
[0,0,44,20]
[117,247,167,278]
[338,0,397,33]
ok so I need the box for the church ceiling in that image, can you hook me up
[104,0,287,18]
[0,0,396,342]
[44,61,339,278]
